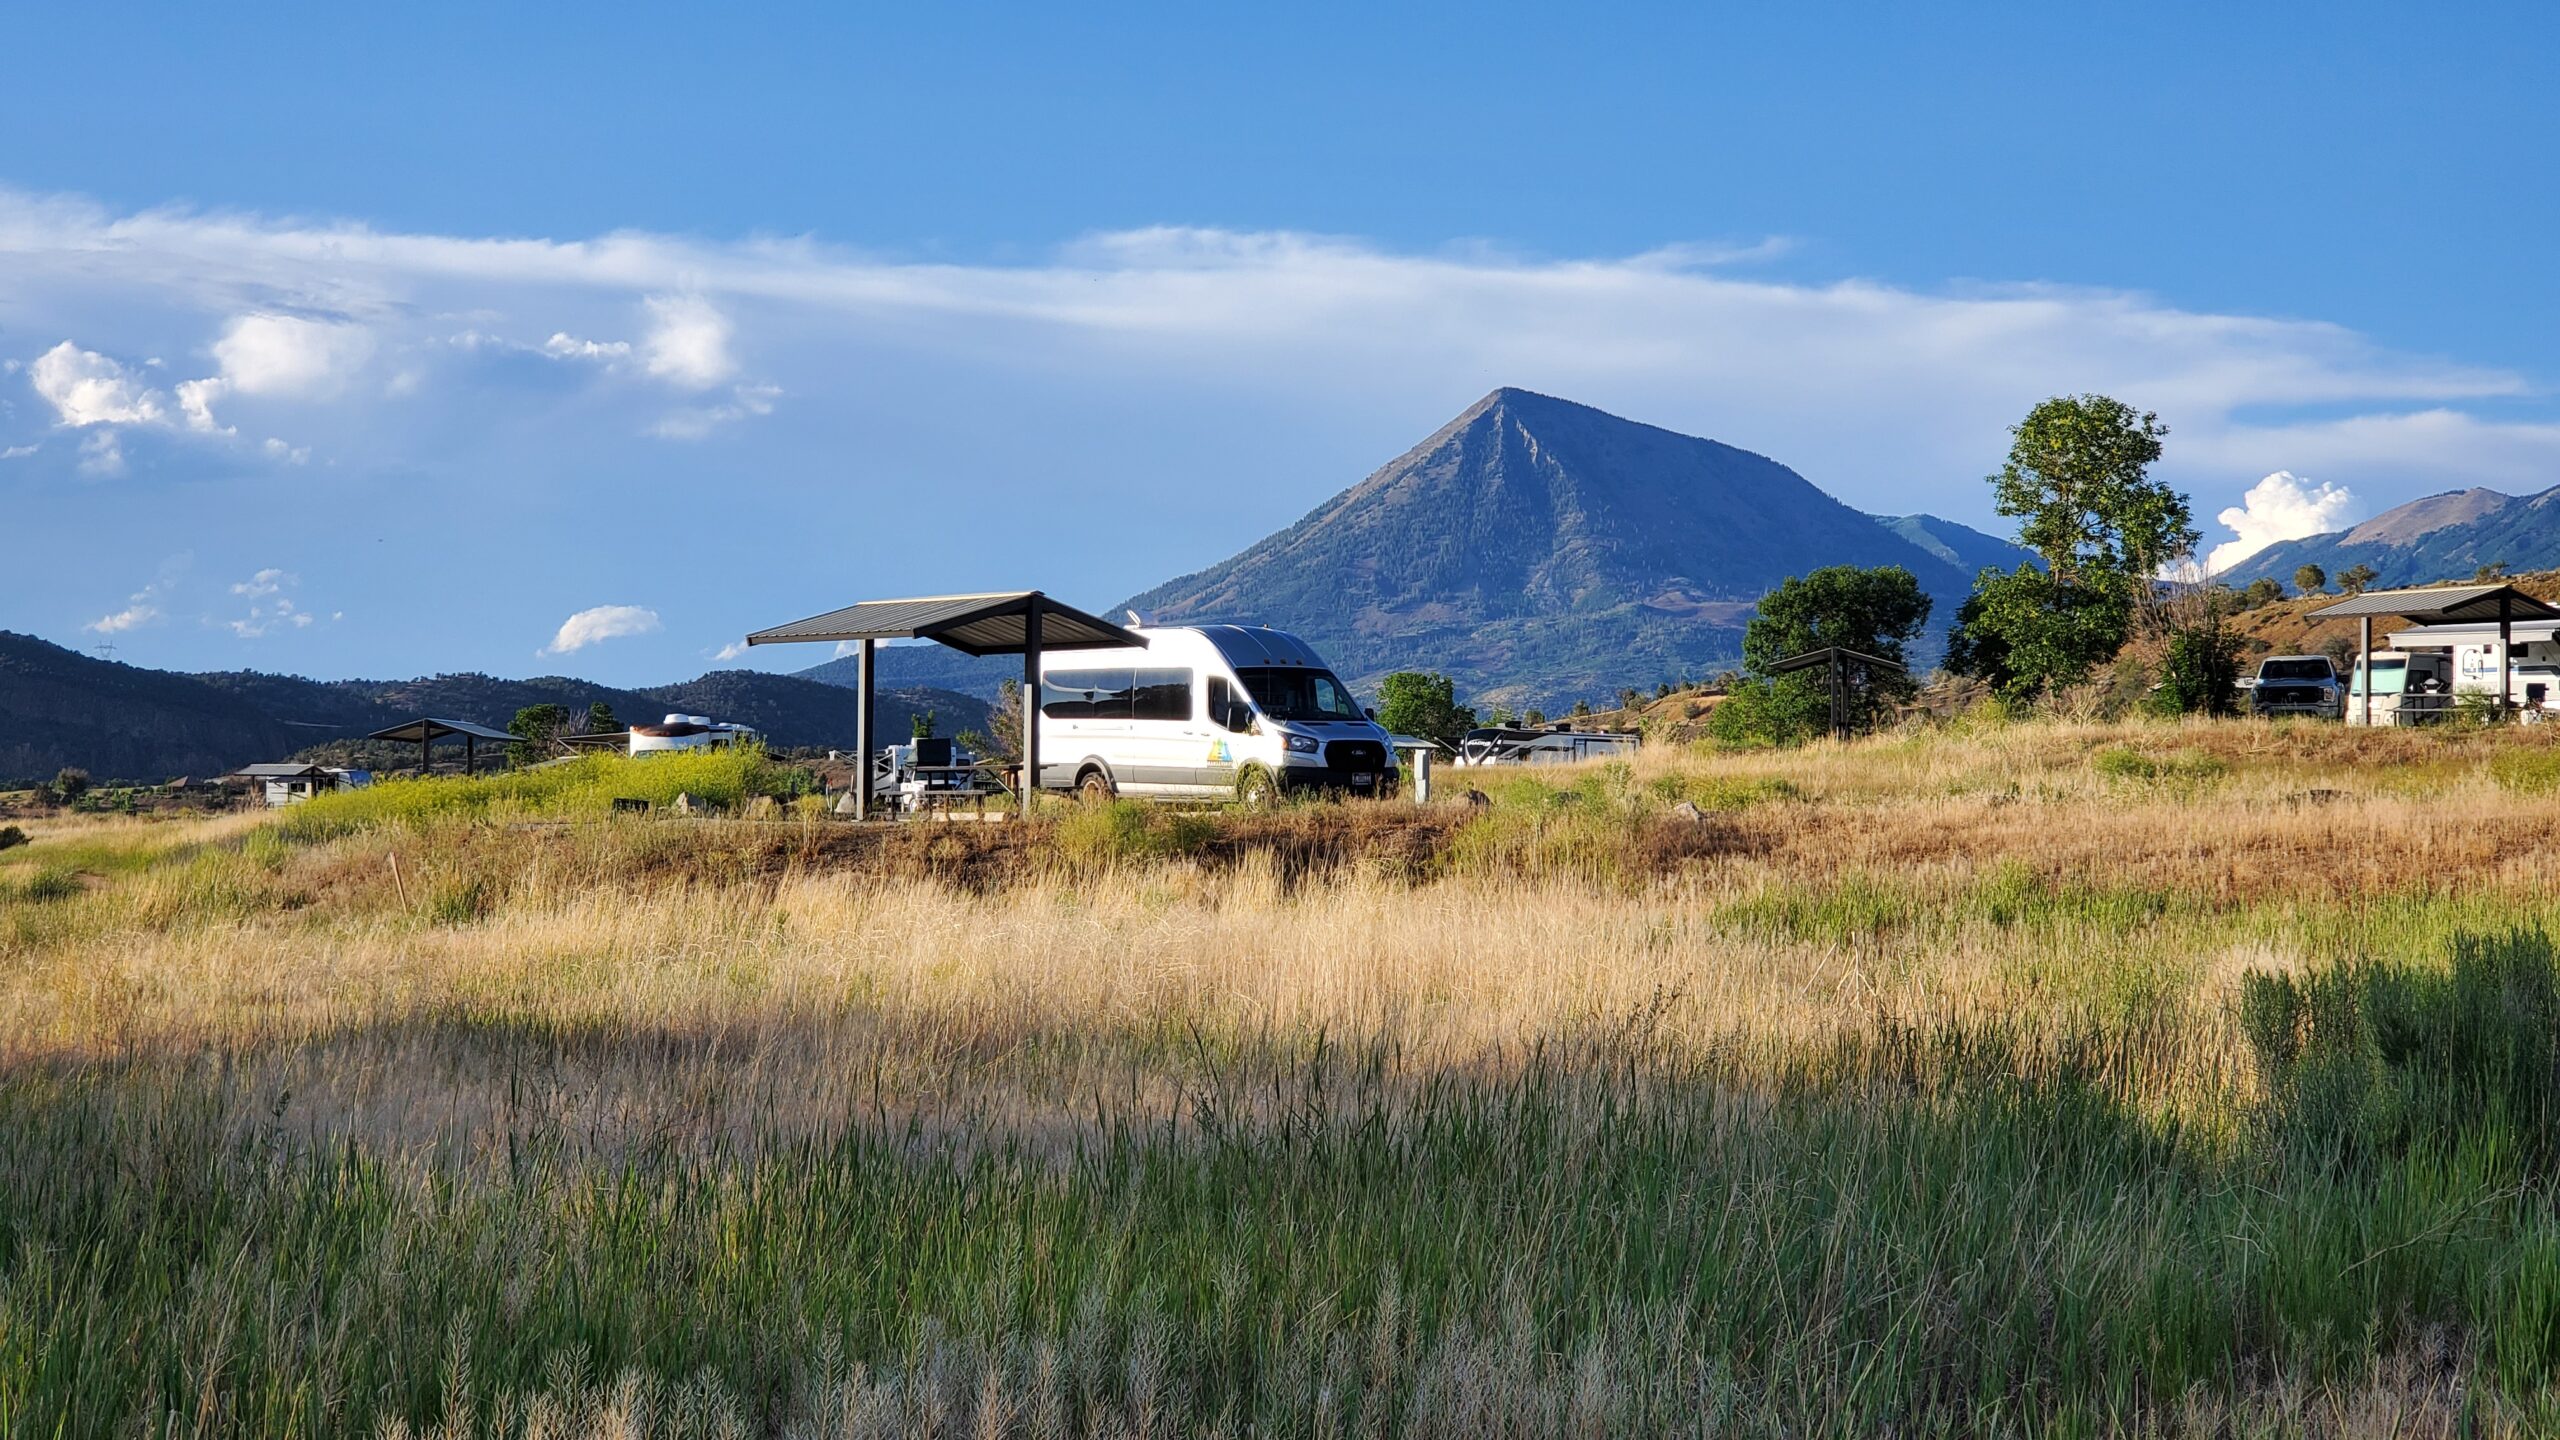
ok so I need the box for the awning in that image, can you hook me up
[367,717,517,745]
[745,591,1143,655]
[2309,583,2560,624]
[231,762,331,779]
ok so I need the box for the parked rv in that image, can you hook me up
[2345,650,2454,726]
[1454,726,1642,767]
[1033,625,1396,801]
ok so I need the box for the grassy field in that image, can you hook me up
[7,726,2560,1436]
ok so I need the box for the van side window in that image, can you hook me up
[1131,668,1193,722]
[1208,676,1231,727]
[1042,670,1133,720]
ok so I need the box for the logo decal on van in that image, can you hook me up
[1206,740,1232,764]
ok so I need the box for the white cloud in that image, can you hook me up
[543,332,631,361]
[86,587,161,633]
[210,313,373,397]
[0,443,36,460]
[650,381,779,440]
[543,604,661,655]
[710,640,747,661]
[231,567,291,598]
[175,377,232,434]
[30,341,166,426]
[641,294,735,388]
[77,429,126,477]
[10,186,2560,526]
[2205,471,2361,574]
[224,567,318,636]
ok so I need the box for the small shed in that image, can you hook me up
[367,717,517,775]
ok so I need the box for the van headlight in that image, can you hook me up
[1283,733,1320,754]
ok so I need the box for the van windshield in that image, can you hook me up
[2351,659,2407,697]
[1237,667,1364,721]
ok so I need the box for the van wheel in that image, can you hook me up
[1233,763,1279,809]
[1076,769,1115,805]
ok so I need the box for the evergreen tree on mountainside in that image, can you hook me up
[1949,396,2196,699]
[1711,565,1930,744]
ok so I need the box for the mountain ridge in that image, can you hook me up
[1112,387,2032,702]
[2228,483,2560,589]
[0,631,982,782]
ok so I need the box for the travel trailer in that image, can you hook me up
[628,715,762,754]
[1454,725,1642,767]
[2382,621,2560,717]
[1033,625,1396,801]
[2345,650,2454,726]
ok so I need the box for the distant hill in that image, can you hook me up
[0,631,984,783]
[1112,388,2034,704]
[2228,485,2560,588]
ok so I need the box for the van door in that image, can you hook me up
[1122,666,1197,794]
[1197,674,1244,793]
[1041,668,1132,789]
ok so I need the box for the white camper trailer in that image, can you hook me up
[628,715,762,754]
[2383,620,2560,717]
[2345,650,2454,726]
[1032,625,1396,802]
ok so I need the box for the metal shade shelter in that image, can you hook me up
[1767,645,1909,739]
[367,717,517,775]
[745,591,1145,819]
[2309,584,2560,723]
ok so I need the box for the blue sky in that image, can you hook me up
[5,3,2558,682]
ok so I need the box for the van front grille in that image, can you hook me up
[1325,740,1388,772]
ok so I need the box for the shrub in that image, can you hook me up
[1055,799,1217,865]
[2241,930,2560,1175]
[0,825,26,852]
[279,747,803,838]
[2490,749,2560,794]
[14,866,81,902]
[2090,744,2226,788]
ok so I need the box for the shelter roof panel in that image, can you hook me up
[2309,583,2560,623]
[746,591,1142,653]
[367,717,517,744]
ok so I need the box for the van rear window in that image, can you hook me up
[1041,668,1192,722]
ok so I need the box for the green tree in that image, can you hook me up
[911,708,938,740]
[2152,593,2245,716]
[2337,563,2378,596]
[585,701,620,734]
[1715,565,1932,743]
[507,703,570,767]
[2239,577,2283,610]
[2477,561,2511,582]
[1952,395,2197,699]
[1374,671,1477,750]
[51,767,90,805]
[2293,564,2327,595]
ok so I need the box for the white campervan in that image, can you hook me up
[1034,625,1396,802]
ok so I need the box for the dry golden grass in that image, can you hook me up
[11,716,2560,1436]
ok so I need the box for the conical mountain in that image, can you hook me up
[1118,388,2027,703]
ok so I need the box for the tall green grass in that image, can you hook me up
[278,748,804,838]
[8,952,2560,1436]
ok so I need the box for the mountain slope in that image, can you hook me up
[2,632,985,782]
[1113,388,2031,702]
[2229,485,2560,589]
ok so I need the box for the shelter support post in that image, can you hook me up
[2360,616,2373,726]
[465,735,476,776]
[854,638,875,822]
[1413,747,1433,804]
[420,735,431,775]
[2500,597,2514,720]
[1020,604,1042,821]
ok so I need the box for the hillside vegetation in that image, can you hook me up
[10,716,2560,1435]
